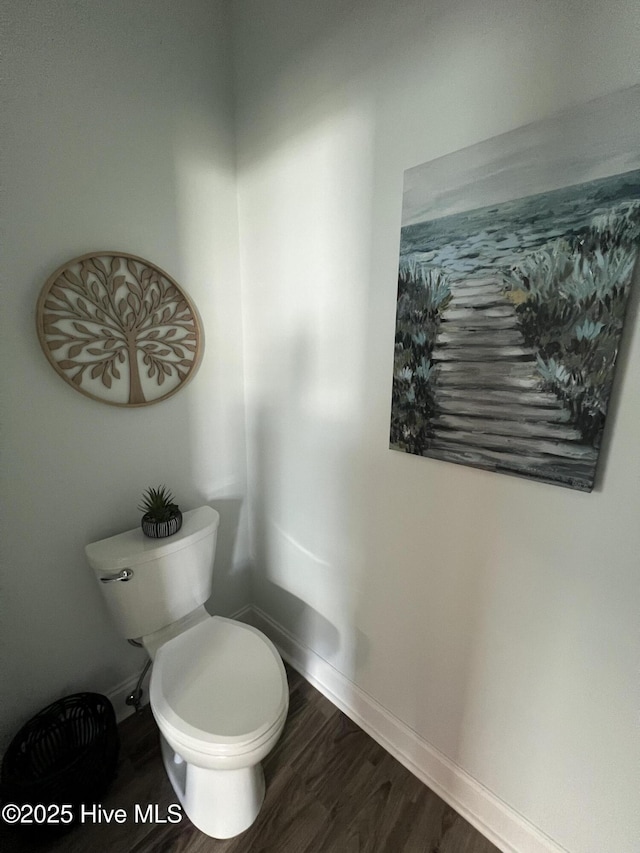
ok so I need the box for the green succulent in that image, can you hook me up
[138,485,180,521]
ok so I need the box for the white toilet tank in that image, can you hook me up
[85,506,219,639]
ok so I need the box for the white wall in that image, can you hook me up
[3,2,639,850]
[232,2,640,852]
[0,0,249,746]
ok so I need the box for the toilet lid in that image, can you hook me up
[150,617,288,749]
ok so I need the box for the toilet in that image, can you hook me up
[85,506,288,839]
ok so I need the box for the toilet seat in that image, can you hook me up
[149,616,288,758]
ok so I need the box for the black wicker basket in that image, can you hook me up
[1,693,119,830]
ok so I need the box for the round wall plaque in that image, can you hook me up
[36,252,203,407]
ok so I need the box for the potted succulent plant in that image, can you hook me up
[139,485,183,538]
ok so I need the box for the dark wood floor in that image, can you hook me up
[3,666,500,852]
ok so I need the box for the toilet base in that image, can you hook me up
[160,734,266,838]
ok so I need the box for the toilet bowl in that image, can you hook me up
[85,506,289,839]
[147,613,289,838]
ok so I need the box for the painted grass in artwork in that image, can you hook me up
[390,259,450,453]
[503,200,639,445]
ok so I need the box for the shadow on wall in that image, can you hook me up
[248,322,372,681]
[252,580,342,663]
[0,19,247,749]
[233,0,468,169]
[235,2,640,846]
[204,497,252,617]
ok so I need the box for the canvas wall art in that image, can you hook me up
[390,86,640,491]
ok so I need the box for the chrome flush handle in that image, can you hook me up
[100,568,134,583]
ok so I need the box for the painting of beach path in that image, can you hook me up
[390,86,640,491]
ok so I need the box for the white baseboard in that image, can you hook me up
[246,605,569,853]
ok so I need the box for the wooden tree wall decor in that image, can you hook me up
[36,252,203,407]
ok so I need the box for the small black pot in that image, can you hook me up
[141,510,183,539]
